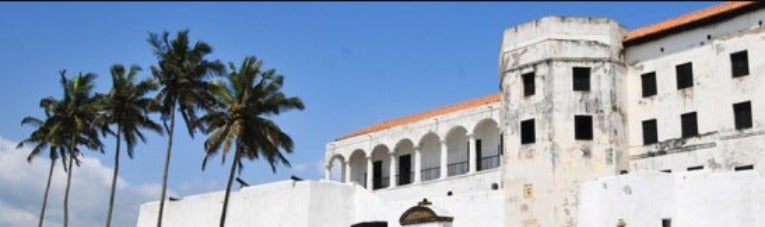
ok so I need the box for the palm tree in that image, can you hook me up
[197,56,304,227]
[44,70,103,227]
[96,64,163,227]
[147,30,225,227]
[17,103,67,227]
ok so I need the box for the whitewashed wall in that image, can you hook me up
[624,8,765,176]
[578,170,765,227]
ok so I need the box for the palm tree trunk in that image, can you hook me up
[63,149,74,227]
[219,149,239,227]
[157,106,176,227]
[105,128,121,227]
[37,159,55,227]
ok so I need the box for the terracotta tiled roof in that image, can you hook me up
[337,93,501,140]
[623,1,758,45]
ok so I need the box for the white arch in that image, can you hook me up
[348,149,367,187]
[473,118,501,171]
[418,132,441,181]
[445,126,469,177]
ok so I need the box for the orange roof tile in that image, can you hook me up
[337,93,501,140]
[623,1,759,45]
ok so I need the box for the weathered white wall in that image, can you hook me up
[578,170,765,227]
[136,177,503,227]
[624,8,765,176]
[136,181,384,227]
[499,16,627,227]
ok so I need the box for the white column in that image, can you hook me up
[468,133,477,173]
[344,161,351,183]
[324,165,331,181]
[440,140,448,179]
[389,153,397,188]
[366,156,373,189]
[414,146,422,183]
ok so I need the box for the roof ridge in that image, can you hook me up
[336,93,500,141]
[624,1,758,44]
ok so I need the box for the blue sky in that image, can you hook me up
[0,2,717,226]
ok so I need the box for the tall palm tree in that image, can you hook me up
[17,103,67,227]
[197,56,304,227]
[96,64,163,227]
[44,70,103,227]
[147,30,225,227]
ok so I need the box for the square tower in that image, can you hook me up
[498,17,628,227]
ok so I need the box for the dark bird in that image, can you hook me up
[290,175,304,181]
[236,177,249,188]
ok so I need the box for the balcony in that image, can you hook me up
[421,167,440,181]
[479,155,500,171]
[447,161,469,176]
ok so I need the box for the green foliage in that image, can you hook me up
[198,56,305,172]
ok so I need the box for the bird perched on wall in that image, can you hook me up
[236,177,249,189]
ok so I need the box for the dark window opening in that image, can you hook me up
[681,112,698,138]
[447,191,453,196]
[662,218,672,227]
[397,155,412,185]
[733,101,753,130]
[661,169,672,173]
[641,72,657,97]
[521,119,535,144]
[642,119,658,145]
[573,67,591,91]
[522,72,535,97]
[475,139,482,170]
[676,62,694,89]
[735,165,754,171]
[687,165,704,171]
[351,222,388,227]
[499,133,504,155]
[731,50,749,77]
[574,115,593,140]
[619,170,629,175]
[372,161,383,189]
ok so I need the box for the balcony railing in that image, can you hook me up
[447,161,469,176]
[421,167,440,181]
[478,155,501,171]
[396,172,414,185]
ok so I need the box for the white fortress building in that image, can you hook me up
[136,2,765,227]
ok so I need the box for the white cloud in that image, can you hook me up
[0,136,162,227]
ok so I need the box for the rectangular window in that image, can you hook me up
[642,119,658,145]
[573,67,591,91]
[681,112,698,138]
[687,165,703,171]
[734,165,754,171]
[676,62,693,89]
[521,119,535,144]
[660,169,672,173]
[574,115,593,140]
[730,50,749,77]
[641,72,657,97]
[522,72,535,97]
[662,218,672,227]
[733,101,753,129]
